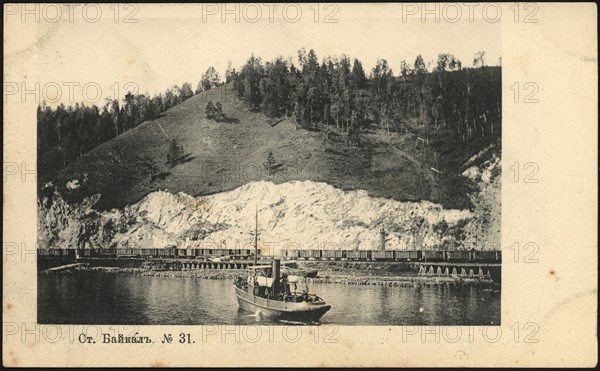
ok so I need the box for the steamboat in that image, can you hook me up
[233,208,331,322]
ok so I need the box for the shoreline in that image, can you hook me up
[40,265,500,288]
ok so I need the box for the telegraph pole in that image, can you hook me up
[254,205,258,266]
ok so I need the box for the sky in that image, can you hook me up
[5,3,501,106]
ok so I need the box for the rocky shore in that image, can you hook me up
[43,265,499,287]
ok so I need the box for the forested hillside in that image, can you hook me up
[37,51,501,211]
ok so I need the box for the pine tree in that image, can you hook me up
[263,150,277,175]
[225,60,235,83]
[473,51,486,68]
[414,55,427,74]
[206,101,216,119]
[400,60,412,77]
[214,101,224,121]
[166,138,185,166]
[201,66,221,91]
[350,58,367,89]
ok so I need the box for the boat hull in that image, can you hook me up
[235,287,331,322]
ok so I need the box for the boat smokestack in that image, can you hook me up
[272,258,281,285]
[380,227,386,251]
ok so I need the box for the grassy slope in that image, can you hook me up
[50,84,483,211]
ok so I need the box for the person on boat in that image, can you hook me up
[302,290,309,302]
[280,273,291,295]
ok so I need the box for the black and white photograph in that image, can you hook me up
[33,5,503,326]
[4,2,598,368]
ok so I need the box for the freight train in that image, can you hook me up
[37,247,254,260]
[37,248,501,263]
[280,249,500,263]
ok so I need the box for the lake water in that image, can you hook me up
[38,272,500,325]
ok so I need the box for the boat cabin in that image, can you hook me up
[234,259,322,303]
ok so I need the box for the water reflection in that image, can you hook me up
[38,272,500,325]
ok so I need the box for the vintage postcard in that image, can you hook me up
[3,2,597,367]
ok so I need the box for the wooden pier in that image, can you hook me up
[141,259,251,271]
[45,263,84,272]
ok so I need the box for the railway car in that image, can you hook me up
[446,250,470,262]
[51,249,61,256]
[345,250,372,260]
[231,249,248,260]
[203,248,213,257]
[493,250,501,262]
[321,250,337,260]
[345,250,361,260]
[361,250,372,260]
[285,249,300,259]
[166,247,178,257]
[209,249,222,256]
[394,250,419,261]
[141,248,155,257]
[190,249,201,258]
[472,250,501,262]
[116,248,125,256]
[99,248,117,257]
[307,249,322,260]
[321,250,335,259]
[422,250,444,261]
[298,250,310,260]
[330,250,346,260]
[372,250,395,261]
[82,249,93,257]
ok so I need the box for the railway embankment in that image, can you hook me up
[40,258,500,286]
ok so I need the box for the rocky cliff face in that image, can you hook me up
[38,149,500,253]
[461,148,502,249]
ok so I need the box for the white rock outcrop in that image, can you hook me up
[39,180,474,253]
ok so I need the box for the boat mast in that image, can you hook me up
[254,205,258,266]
